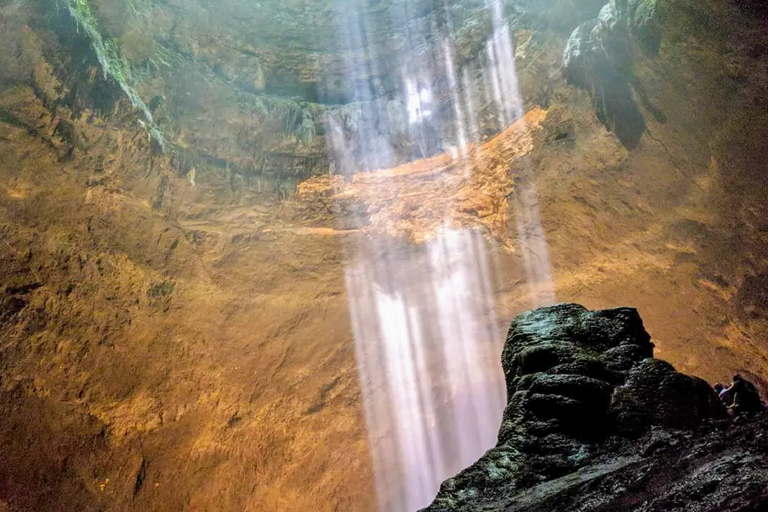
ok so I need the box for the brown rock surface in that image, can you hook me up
[1,0,768,510]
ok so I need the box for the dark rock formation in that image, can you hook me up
[563,0,661,149]
[423,304,768,511]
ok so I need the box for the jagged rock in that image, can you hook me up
[423,304,768,511]
[563,0,662,149]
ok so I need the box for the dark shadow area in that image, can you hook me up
[565,43,647,150]
[593,66,647,150]
[32,4,125,119]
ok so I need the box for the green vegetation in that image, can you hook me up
[62,0,330,165]
[63,0,166,150]
[337,104,361,133]
[125,0,160,26]
[297,111,315,147]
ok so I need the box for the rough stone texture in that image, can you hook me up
[46,0,594,178]
[2,0,768,510]
[423,304,768,511]
[563,0,661,149]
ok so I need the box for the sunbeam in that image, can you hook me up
[328,0,555,509]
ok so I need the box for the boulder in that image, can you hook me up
[422,304,768,511]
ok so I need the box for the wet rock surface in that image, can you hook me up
[423,304,768,511]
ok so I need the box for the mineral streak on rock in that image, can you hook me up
[423,304,768,512]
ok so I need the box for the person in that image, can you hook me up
[726,374,764,418]
[714,382,733,408]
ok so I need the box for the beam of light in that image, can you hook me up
[343,230,505,512]
[443,40,468,159]
[327,1,555,510]
[487,1,524,126]
[486,0,555,307]
[462,68,480,144]
[514,181,556,307]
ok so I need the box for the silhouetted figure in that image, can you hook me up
[726,374,763,418]
[714,382,732,407]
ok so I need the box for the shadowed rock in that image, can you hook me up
[422,304,768,512]
[563,0,662,149]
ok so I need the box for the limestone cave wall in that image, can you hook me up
[0,0,767,510]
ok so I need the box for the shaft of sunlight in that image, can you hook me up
[329,1,555,510]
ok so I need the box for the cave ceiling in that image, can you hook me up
[89,0,609,100]
[73,0,612,179]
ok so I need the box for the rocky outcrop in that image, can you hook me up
[563,0,661,149]
[38,0,607,182]
[423,304,768,511]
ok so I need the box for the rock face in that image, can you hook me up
[563,0,661,149]
[4,0,768,509]
[424,304,768,511]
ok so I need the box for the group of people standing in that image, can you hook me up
[714,375,766,419]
